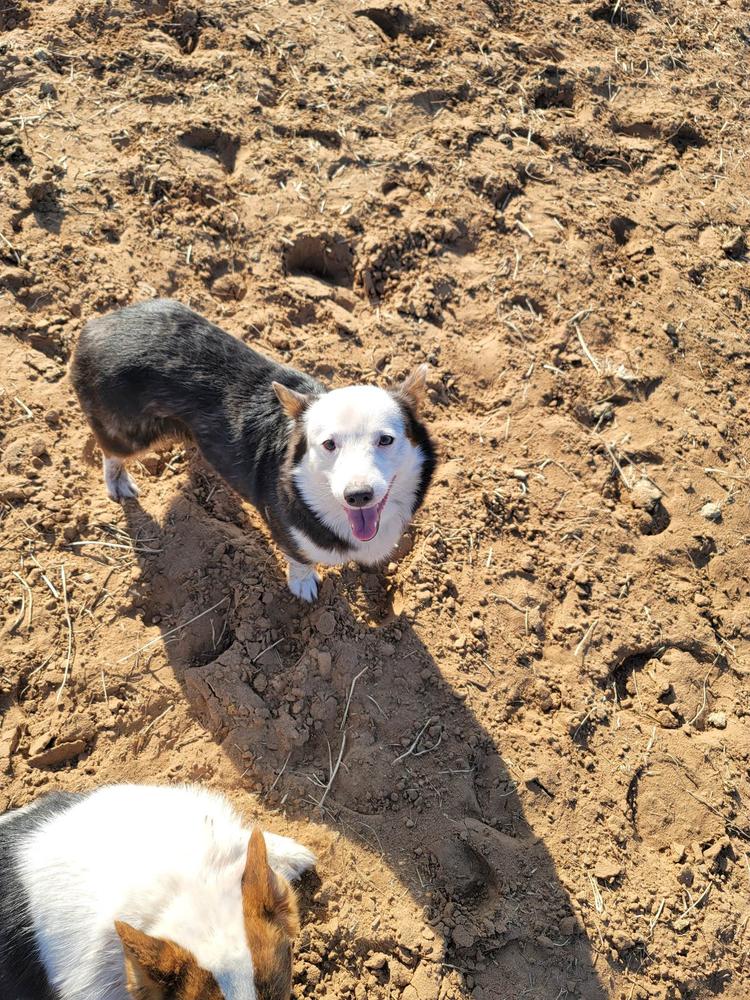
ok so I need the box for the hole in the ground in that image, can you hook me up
[640,501,671,535]
[590,1,640,29]
[668,123,706,154]
[534,73,575,110]
[354,6,436,41]
[283,234,354,286]
[509,294,545,315]
[355,6,409,39]
[612,649,655,701]
[688,535,717,569]
[178,127,240,173]
[610,215,637,245]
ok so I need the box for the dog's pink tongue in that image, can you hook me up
[346,506,379,542]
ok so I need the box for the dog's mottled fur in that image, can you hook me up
[71,299,436,600]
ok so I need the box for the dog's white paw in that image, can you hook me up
[263,831,316,881]
[103,457,140,502]
[286,560,321,602]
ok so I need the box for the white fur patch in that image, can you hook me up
[286,559,321,602]
[103,456,140,501]
[16,784,315,1000]
[293,385,425,566]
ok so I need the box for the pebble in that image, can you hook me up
[364,953,388,970]
[452,925,475,948]
[630,478,662,512]
[314,611,336,637]
[28,739,86,768]
[594,858,623,881]
[700,502,722,522]
[707,710,727,729]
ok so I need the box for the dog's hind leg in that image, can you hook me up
[286,558,321,602]
[102,455,140,502]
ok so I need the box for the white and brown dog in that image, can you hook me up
[70,299,436,601]
[0,784,315,1000]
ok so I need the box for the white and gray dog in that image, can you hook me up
[70,299,436,600]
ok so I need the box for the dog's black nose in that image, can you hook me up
[344,487,374,508]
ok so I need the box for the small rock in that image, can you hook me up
[671,842,686,864]
[314,611,336,637]
[452,924,476,949]
[364,953,388,971]
[512,468,528,481]
[594,858,623,881]
[611,929,639,952]
[631,478,662,513]
[28,739,86,768]
[704,836,731,863]
[700,502,722,522]
[707,710,727,730]
[28,733,52,756]
[316,649,332,677]
[559,916,578,936]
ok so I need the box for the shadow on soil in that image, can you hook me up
[116,457,610,1000]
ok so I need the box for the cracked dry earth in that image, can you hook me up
[2,0,750,998]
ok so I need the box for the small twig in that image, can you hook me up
[648,897,666,936]
[116,597,229,663]
[393,717,440,765]
[687,668,713,726]
[340,664,370,732]
[56,566,74,704]
[10,571,32,633]
[588,873,604,913]
[252,636,284,663]
[65,540,163,554]
[574,322,601,374]
[137,704,174,748]
[574,619,599,659]
[605,443,633,489]
[317,730,347,809]
[29,554,60,597]
[673,883,712,925]
[265,752,292,798]
[13,397,34,419]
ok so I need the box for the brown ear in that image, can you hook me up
[394,364,429,414]
[116,921,195,998]
[272,382,313,420]
[242,828,300,938]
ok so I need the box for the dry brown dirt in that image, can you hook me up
[2,1,750,998]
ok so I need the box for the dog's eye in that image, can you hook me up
[378,434,394,447]
[322,439,336,452]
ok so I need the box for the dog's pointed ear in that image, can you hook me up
[115,920,189,995]
[242,828,300,939]
[273,382,313,420]
[393,364,430,414]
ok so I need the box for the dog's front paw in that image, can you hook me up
[103,458,140,501]
[286,560,321,602]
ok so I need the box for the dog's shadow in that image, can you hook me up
[115,459,610,1000]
